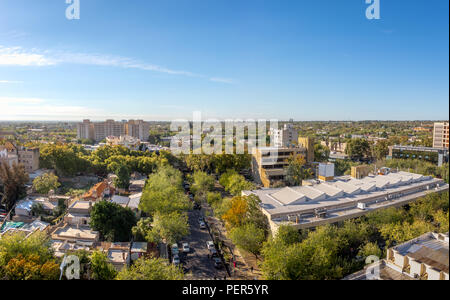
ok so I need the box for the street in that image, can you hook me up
[181,206,227,279]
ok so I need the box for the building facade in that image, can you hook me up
[77,119,150,142]
[389,145,449,166]
[252,146,309,187]
[270,124,299,148]
[0,142,40,173]
[433,122,449,149]
[125,119,150,141]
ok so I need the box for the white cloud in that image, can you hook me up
[0,46,55,66]
[0,80,23,84]
[0,45,233,81]
[210,77,235,84]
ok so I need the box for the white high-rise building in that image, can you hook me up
[270,124,299,148]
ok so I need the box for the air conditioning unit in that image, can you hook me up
[357,202,367,210]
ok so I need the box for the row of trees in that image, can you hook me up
[183,153,251,174]
[133,165,191,245]
[39,144,178,177]
[260,192,449,280]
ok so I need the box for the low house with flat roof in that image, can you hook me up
[96,242,131,271]
[64,200,93,226]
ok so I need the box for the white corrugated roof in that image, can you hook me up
[292,186,326,201]
[270,187,306,205]
[309,183,344,198]
[329,181,361,195]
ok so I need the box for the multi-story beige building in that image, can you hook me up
[76,119,95,141]
[433,122,449,148]
[125,119,150,141]
[17,147,40,173]
[252,146,309,187]
[0,142,40,173]
[77,119,150,142]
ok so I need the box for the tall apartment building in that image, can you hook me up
[77,119,95,141]
[125,120,150,141]
[252,146,309,187]
[433,122,449,148]
[270,124,299,148]
[77,119,150,142]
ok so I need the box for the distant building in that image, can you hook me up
[433,122,449,149]
[344,232,449,280]
[270,124,298,148]
[0,149,18,168]
[389,145,449,166]
[77,119,150,142]
[125,119,150,141]
[0,142,40,173]
[77,119,95,141]
[106,135,142,150]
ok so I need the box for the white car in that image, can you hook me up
[172,243,179,255]
[206,241,215,251]
[182,243,190,253]
[199,222,207,230]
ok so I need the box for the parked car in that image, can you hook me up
[213,257,223,269]
[182,243,190,253]
[199,221,207,230]
[209,248,218,257]
[206,241,215,251]
[172,254,181,265]
[172,243,179,255]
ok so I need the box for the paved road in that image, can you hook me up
[181,207,227,279]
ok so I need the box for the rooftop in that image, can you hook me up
[243,171,448,229]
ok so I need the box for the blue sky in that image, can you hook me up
[0,0,448,121]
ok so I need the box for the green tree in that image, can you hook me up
[0,161,29,211]
[314,143,330,162]
[285,154,313,186]
[147,212,190,245]
[33,173,60,194]
[275,225,301,246]
[114,164,131,190]
[190,171,215,202]
[0,231,57,280]
[373,140,390,161]
[132,218,153,242]
[346,138,371,161]
[229,223,266,259]
[90,201,137,242]
[90,251,117,280]
[358,242,382,259]
[116,258,184,280]
[139,166,191,216]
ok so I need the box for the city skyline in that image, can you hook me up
[1,0,449,121]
